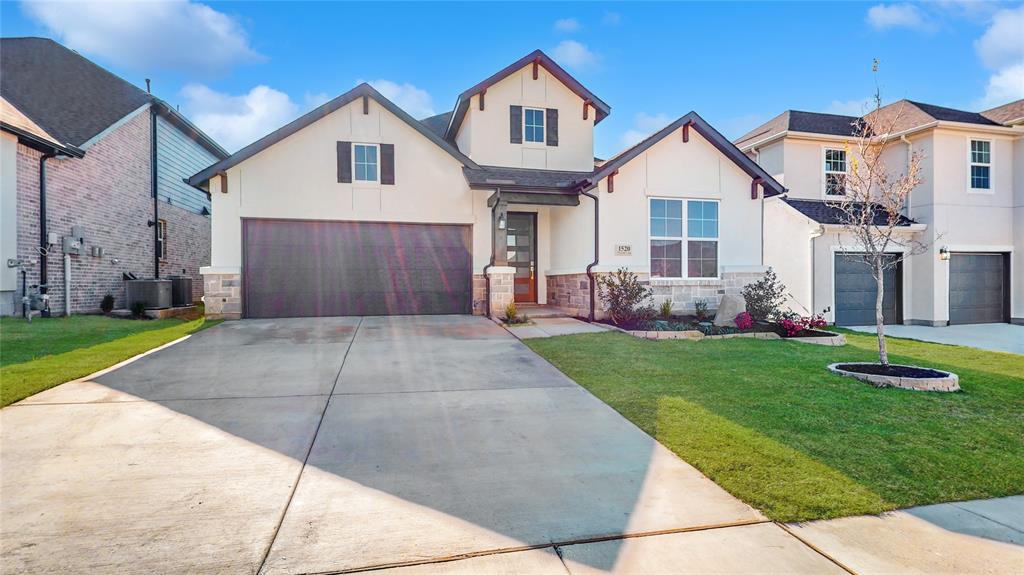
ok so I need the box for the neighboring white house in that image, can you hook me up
[189,50,784,320]
[736,99,1024,326]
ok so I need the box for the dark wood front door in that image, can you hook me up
[507,212,537,303]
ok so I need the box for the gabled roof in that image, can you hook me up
[982,99,1024,126]
[462,165,591,191]
[1,95,83,156]
[0,37,225,158]
[189,83,479,186]
[784,198,916,227]
[735,110,860,146]
[583,112,787,197]
[737,99,1011,148]
[443,49,611,141]
[420,111,452,138]
[1,37,152,148]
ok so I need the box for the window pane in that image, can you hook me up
[826,173,846,195]
[367,164,377,181]
[667,219,682,237]
[705,220,718,238]
[651,199,665,218]
[704,201,718,219]
[667,199,682,218]
[971,165,990,189]
[650,240,682,278]
[367,146,377,162]
[355,164,366,181]
[651,218,666,237]
[355,145,365,162]
[687,240,718,278]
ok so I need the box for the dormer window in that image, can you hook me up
[824,148,847,196]
[524,108,545,143]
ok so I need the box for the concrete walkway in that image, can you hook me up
[2,315,1020,573]
[848,323,1024,355]
[506,317,611,339]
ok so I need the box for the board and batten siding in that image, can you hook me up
[156,115,217,214]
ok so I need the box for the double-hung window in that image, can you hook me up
[157,219,167,260]
[354,143,379,182]
[824,148,847,196]
[969,139,991,191]
[524,108,545,143]
[649,199,719,279]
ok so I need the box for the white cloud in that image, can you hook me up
[973,5,1024,109]
[974,4,1024,69]
[602,11,621,26]
[866,3,931,30]
[826,97,875,116]
[553,17,581,33]
[359,79,435,119]
[22,0,261,74]
[975,63,1024,109]
[181,84,300,152]
[303,92,331,109]
[552,40,599,71]
[620,113,671,148]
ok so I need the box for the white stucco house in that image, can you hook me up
[737,99,1024,326]
[188,50,784,320]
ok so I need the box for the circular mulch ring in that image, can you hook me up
[828,362,960,392]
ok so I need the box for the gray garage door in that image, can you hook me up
[243,219,472,318]
[949,253,1007,324]
[834,254,900,326]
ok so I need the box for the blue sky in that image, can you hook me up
[3,1,1022,156]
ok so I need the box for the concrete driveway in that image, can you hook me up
[848,323,1024,355]
[0,316,855,573]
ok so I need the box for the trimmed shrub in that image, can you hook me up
[741,267,788,321]
[597,268,655,327]
[100,294,115,314]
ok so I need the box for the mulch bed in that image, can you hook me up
[835,363,950,379]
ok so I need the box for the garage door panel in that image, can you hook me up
[834,255,900,326]
[243,220,472,318]
[949,254,1006,324]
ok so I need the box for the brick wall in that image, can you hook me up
[14,110,210,314]
[158,200,210,302]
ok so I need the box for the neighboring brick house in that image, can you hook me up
[0,37,227,316]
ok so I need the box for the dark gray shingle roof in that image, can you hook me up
[907,101,1000,126]
[420,111,452,138]
[462,165,591,190]
[0,37,152,147]
[785,198,915,226]
[787,111,861,136]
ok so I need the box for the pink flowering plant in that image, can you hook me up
[777,312,828,337]
[734,312,754,331]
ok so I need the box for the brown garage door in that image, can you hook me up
[243,219,472,318]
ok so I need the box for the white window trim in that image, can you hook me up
[352,143,380,183]
[647,197,720,280]
[157,219,167,261]
[523,107,546,145]
[822,146,848,198]
[967,138,993,194]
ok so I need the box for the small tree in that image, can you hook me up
[827,61,931,365]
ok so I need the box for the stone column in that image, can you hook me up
[486,266,515,318]
[201,266,242,319]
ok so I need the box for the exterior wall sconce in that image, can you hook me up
[939,246,950,261]
[498,213,506,230]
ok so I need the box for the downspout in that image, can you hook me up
[38,152,55,316]
[581,186,599,322]
[482,188,500,318]
[809,224,825,316]
[150,105,160,278]
[900,135,912,217]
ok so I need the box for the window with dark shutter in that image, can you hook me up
[510,105,522,144]
[337,141,352,183]
[546,108,558,147]
[380,143,395,185]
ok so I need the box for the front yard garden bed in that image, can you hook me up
[525,328,1024,522]
[829,362,960,392]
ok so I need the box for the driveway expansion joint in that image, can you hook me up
[775,521,858,575]
[299,518,773,574]
[256,317,364,575]
[948,502,1024,534]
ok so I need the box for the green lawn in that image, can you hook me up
[526,330,1024,522]
[1,314,217,407]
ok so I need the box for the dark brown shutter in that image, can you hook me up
[380,143,395,185]
[546,108,558,147]
[510,105,522,144]
[337,141,352,183]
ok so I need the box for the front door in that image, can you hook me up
[507,212,537,303]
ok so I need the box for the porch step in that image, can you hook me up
[515,304,574,319]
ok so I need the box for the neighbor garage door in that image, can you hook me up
[949,253,1008,324]
[834,254,901,326]
[243,219,472,318]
